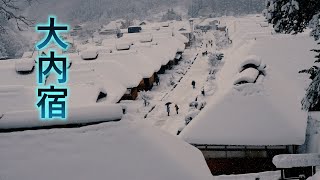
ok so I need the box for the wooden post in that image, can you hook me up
[312,166,316,175]
[281,169,285,180]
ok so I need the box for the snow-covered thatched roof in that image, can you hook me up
[180,81,307,146]
[98,51,156,78]
[116,42,131,51]
[174,32,189,44]
[103,20,122,30]
[71,58,142,89]
[0,103,123,130]
[68,69,127,103]
[81,50,99,60]
[0,121,213,180]
[0,59,36,87]
[181,36,313,147]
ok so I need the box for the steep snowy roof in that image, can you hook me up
[72,58,142,88]
[0,59,36,86]
[155,37,184,62]
[0,82,124,131]
[180,82,307,146]
[81,50,99,60]
[0,85,36,114]
[15,58,35,72]
[68,69,127,103]
[174,32,189,44]
[0,104,123,130]
[0,121,213,180]
[181,35,314,146]
[103,20,121,30]
[116,43,131,51]
[140,34,153,43]
[97,51,155,78]
[137,46,166,71]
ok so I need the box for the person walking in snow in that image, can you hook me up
[155,76,160,86]
[192,80,196,89]
[175,104,179,115]
[143,98,149,107]
[166,105,170,116]
[201,88,205,96]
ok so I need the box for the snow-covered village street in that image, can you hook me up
[1,0,320,178]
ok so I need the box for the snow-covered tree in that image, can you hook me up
[266,0,320,111]
[208,53,221,68]
[120,17,133,29]
[161,9,182,21]
[0,40,8,59]
[188,0,265,17]
[0,0,34,32]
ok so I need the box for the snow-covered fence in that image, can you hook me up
[273,153,320,180]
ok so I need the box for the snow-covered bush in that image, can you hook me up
[302,71,320,111]
[0,29,29,59]
[204,82,216,96]
[208,52,224,69]
[207,74,216,81]
[167,75,177,86]
[175,68,187,75]
[185,109,200,125]
[0,41,8,59]
[309,13,320,41]
[138,91,153,101]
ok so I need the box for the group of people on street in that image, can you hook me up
[166,103,179,116]
[165,81,206,116]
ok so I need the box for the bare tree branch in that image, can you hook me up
[0,0,35,32]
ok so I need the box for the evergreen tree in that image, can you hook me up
[266,0,320,110]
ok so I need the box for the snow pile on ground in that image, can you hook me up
[273,153,320,168]
[307,172,320,180]
[213,171,280,180]
[0,120,213,180]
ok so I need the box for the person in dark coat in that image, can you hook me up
[155,76,160,86]
[175,104,179,114]
[192,80,196,89]
[166,105,170,116]
[201,88,205,96]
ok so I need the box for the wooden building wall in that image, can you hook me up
[193,145,296,175]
